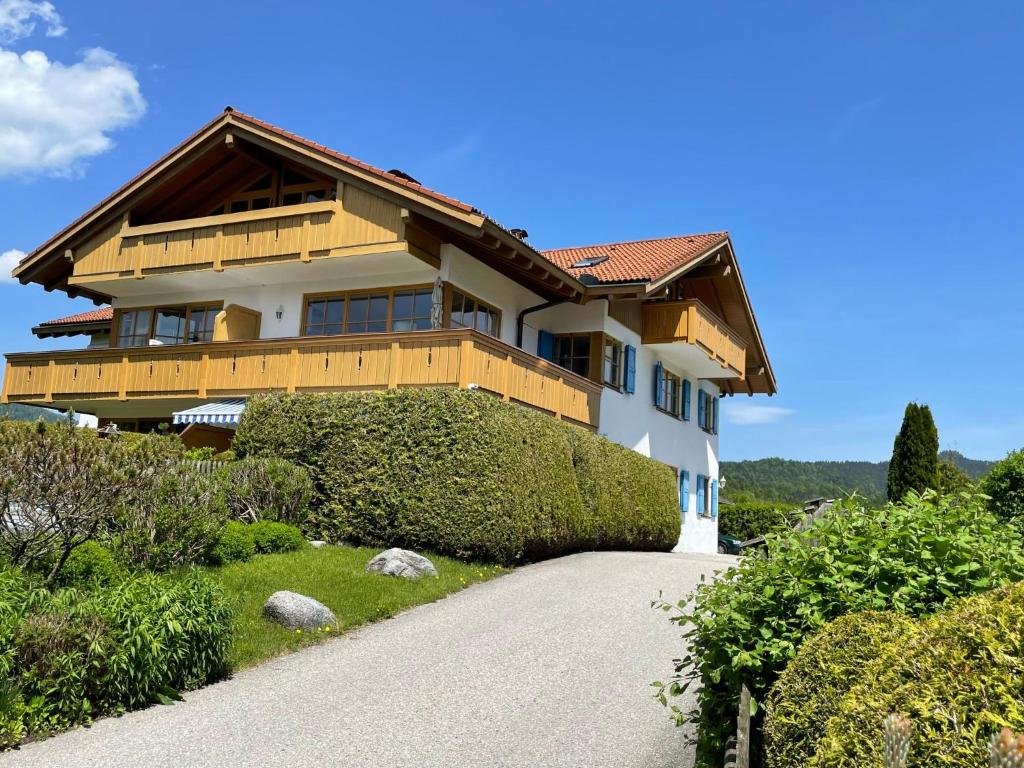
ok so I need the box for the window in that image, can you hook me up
[553,334,591,378]
[115,304,223,347]
[209,167,333,215]
[301,286,434,337]
[449,289,500,337]
[656,365,682,417]
[698,389,719,434]
[603,336,623,388]
[700,475,712,517]
[117,309,152,347]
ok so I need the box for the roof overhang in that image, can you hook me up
[33,319,111,340]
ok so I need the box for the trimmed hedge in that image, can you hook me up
[233,389,679,563]
[811,581,1024,768]
[717,501,800,542]
[764,611,920,768]
[0,568,231,747]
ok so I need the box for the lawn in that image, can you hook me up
[212,545,504,669]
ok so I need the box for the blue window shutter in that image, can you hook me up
[713,396,720,435]
[679,470,690,516]
[537,330,554,361]
[711,479,719,518]
[697,389,706,427]
[696,474,705,515]
[653,362,664,408]
[624,345,637,394]
[682,379,692,421]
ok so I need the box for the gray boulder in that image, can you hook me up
[366,548,438,579]
[262,591,337,630]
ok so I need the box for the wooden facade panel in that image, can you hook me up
[641,299,746,377]
[74,220,125,277]
[2,330,603,428]
[340,185,402,246]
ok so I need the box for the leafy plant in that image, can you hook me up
[655,490,1024,768]
[980,449,1024,529]
[887,403,939,501]
[936,459,975,495]
[249,521,306,554]
[206,521,256,566]
[52,541,124,588]
[219,457,313,525]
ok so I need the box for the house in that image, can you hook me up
[2,108,776,553]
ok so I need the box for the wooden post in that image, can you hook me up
[198,352,210,398]
[286,348,300,393]
[456,336,473,389]
[0,362,10,404]
[735,682,752,768]
[43,359,56,403]
[117,355,129,401]
[500,353,511,401]
[387,340,401,389]
[299,214,312,263]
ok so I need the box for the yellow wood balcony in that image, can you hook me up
[641,299,746,378]
[1,329,601,428]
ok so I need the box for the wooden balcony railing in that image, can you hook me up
[1,329,601,428]
[641,299,747,377]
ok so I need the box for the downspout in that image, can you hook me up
[516,299,569,348]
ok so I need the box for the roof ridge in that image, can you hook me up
[540,231,729,254]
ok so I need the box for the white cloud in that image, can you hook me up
[0,249,25,283]
[0,0,65,43]
[725,402,795,426]
[0,46,146,176]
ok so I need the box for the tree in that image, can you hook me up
[936,460,974,495]
[887,403,939,501]
[980,449,1024,528]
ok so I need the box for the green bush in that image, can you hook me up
[655,490,1024,768]
[717,501,799,542]
[564,427,679,550]
[811,581,1024,768]
[233,390,679,564]
[249,521,306,554]
[0,568,231,746]
[219,457,313,526]
[980,449,1024,528]
[206,521,256,566]
[53,542,124,588]
[764,611,921,768]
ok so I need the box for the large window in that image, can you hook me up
[553,334,592,378]
[448,289,500,337]
[603,336,623,388]
[115,304,222,347]
[302,286,433,336]
[656,365,682,418]
[209,167,333,216]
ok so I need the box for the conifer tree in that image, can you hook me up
[887,402,939,501]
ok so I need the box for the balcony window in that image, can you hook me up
[301,286,434,336]
[553,334,591,378]
[656,365,682,418]
[346,292,389,334]
[153,308,187,345]
[115,304,223,347]
[188,305,221,343]
[392,288,433,331]
[448,289,500,337]
[117,309,153,347]
[303,296,345,336]
[603,336,623,388]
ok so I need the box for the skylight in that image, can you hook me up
[569,254,609,269]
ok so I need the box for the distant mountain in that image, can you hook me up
[721,451,996,505]
[0,404,65,424]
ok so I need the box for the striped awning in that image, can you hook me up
[172,399,246,427]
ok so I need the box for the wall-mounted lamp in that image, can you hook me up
[275,305,284,321]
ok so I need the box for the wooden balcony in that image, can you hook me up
[641,299,746,378]
[68,184,412,286]
[1,329,601,428]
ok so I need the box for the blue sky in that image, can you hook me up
[1,1,1021,461]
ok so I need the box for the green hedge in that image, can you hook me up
[0,568,231,747]
[764,611,921,768]
[811,581,1024,767]
[233,389,679,563]
[717,501,800,541]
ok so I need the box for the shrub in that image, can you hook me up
[936,459,974,495]
[564,427,680,550]
[249,521,306,554]
[717,501,800,542]
[0,568,231,745]
[53,541,124,588]
[764,611,921,768]
[655,490,1024,767]
[219,457,313,525]
[206,521,256,565]
[980,449,1024,528]
[811,581,1024,768]
[234,390,678,563]
[114,462,229,570]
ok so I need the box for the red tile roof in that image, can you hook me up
[37,307,113,327]
[540,232,729,285]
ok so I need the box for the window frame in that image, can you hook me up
[445,286,502,338]
[300,284,435,337]
[112,302,224,348]
[602,335,623,389]
[701,475,712,517]
[550,332,594,380]
[656,364,683,418]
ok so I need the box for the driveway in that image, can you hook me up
[1,551,734,768]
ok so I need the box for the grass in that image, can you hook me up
[211,545,504,669]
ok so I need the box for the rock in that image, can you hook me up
[366,548,438,579]
[262,591,337,630]
[309,540,328,549]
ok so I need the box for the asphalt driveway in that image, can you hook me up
[1,550,734,768]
